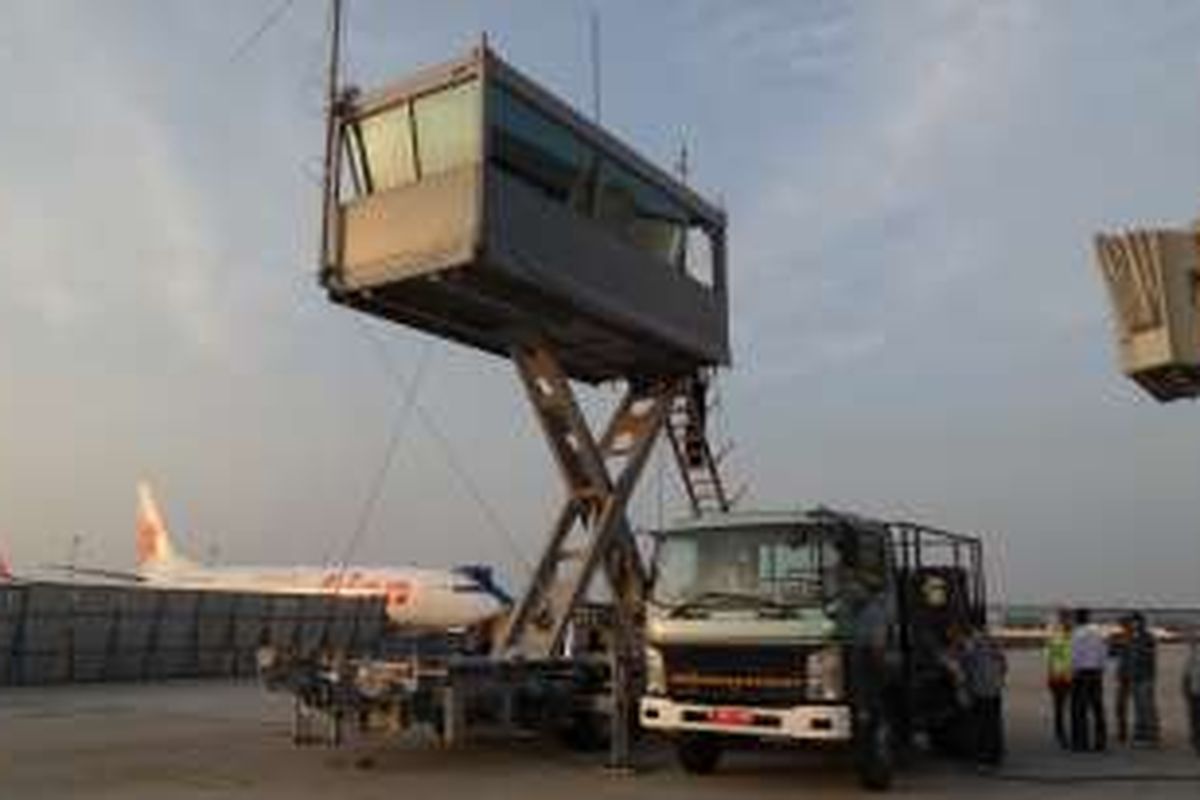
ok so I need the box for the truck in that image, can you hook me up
[639,508,989,790]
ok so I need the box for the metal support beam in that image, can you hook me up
[496,344,674,659]
[494,344,680,769]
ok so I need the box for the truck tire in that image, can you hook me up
[855,712,895,792]
[676,735,722,774]
[559,711,607,752]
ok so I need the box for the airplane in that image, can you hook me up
[0,548,12,582]
[124,481,510,630]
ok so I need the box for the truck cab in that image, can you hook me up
[640,509,986,791]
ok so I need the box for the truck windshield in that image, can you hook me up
[651,525,840,611]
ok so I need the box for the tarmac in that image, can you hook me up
[1,649,1198,799]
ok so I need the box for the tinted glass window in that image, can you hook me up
[595,160,686,266]
[413,80,481,177]
[356,103,416,191]
[683,225,715,286]
[490,84,593,211]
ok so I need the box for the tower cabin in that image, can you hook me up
[1094,224,1200,402]
[321,46,729,383]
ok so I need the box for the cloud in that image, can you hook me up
[720,2,1040,379]
[0,1,231,356]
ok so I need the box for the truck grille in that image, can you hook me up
[661,645,811,708]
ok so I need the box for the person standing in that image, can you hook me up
[1183,631,1200,756]
[1070,608,1107,752]
[1126,612,1159,746]
[1045,609,1073,749]
[1110,613,1134,744]
[962,626,1008,766]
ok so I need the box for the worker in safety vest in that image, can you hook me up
[1045,608,1073,749]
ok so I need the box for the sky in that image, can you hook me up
[1,0,1199,607]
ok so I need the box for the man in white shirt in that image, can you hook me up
[1070,608,1108,752]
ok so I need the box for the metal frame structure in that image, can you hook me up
[313,11,736,767]
[889,521,988,628]
[1093,222,1200,402]
[493,344,685,766]
[496,344,673,659]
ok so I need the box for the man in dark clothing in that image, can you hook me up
[1127,612,1159,746]
[1111,613,1134,744]
[961,627,1007,766]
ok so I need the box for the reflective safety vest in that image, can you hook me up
[1046,627,1072,685]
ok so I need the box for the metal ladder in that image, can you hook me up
[664,371,734,516]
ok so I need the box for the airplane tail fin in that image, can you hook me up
[136,482,194,572]
[0,548,11,581]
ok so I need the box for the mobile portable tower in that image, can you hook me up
[1094,220,1200,401]
[314,8,732,765]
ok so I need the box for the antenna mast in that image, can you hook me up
[319,0,344,278]
[589,9,601,123]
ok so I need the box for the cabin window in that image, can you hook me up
[490,84,593,212]
[682,224,717,287]
[413,80,481,178]
[355,103,417,192]
[595,159,687,267]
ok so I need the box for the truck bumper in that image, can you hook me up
[640,697,852,741]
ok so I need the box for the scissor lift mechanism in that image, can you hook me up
[495,344,730,766]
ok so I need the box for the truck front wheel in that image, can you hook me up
[676,735,722,774]
[855,712,895,791]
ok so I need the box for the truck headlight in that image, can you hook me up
[805,647,843,701]
[645,646,666,695]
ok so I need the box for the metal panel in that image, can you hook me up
[20,652,70,685]
[70,587,118,655]
[269,595,302,649]
[20,604,70,657]
[485,168,727,373]
[337,165,481,287]
[350,598,385,652]
[297,595,331,656]
[0,586,24,685]
[0,584,388,685]
[148,590,200,679]
[196,592,237,676]
[326,598,358,651]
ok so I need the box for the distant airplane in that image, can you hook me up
[118,482,510,630]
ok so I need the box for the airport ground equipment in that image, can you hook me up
[261,607,617,750]
[313,37,734,767]
[639,510,988,790]
[1094,220,1200,401]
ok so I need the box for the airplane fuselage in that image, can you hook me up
[140,563,504,629]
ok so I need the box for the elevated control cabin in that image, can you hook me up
[322,46,729,383]
[1094,224,1200,402]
